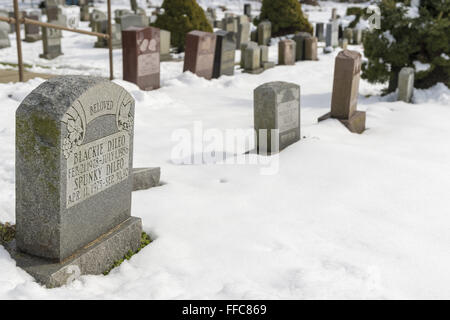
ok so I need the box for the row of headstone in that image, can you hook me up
[293,33,318,61]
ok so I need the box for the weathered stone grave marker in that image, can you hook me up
[315,23,325,42]
[257,21,271,46]
[183,30,217,80]
[213,30,236,79]
[278,39,296,65]
[24,13,42,42]
[40,24,63,59]
[123,26,160,90]
[318,50,365,133]
[293,32,311,61]
[0,11,10,49]
[121,14,149,31]
[236,20,250,50]
[397,67,414,103]
[243,43,263,74]
[326,21,338,48]
[160,29,172,61]
[304,36,318,61]
[94,20,122,48]
[12,76,142,287]
[254,82,301,154]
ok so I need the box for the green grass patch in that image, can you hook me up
[0,222,15,244]
[103,232,152,275]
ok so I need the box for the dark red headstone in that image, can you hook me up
[122,26,160,91]
[183,30,217,80]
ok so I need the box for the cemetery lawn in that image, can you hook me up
[0,0,449,299]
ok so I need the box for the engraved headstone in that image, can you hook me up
[213,30,236,79]
[222,16,237,33]
[304,36,318,61]
[257,21,271,46]
[14,76,142,287]
[122,26,160,90]
[293,32,311,61]
[8,10,25,33]
[160,29,172,61]
[183,30,217,80]
[278,39,296,65]
[40,24,63,59]
[24,14,42,42]
[397,67,414,103]
[243,43,263,74]
[318,50,365,133]
[315,22,325,42]
[254,82,301,154]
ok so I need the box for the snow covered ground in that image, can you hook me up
[0,0,449,299]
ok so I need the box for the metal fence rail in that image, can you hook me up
[0,0,114,81]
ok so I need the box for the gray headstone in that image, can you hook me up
[244,43,262,74]
[331,8,338,20]
[260,45,269,65]
[257,21,271,46]
[278,39,296,65]
[94,20,122,49]
[160,29,172,61]
[344,28,353,44]
[240,41,256,68]
[315,23,325,42]
[89,9,107,27]
[326,22,338,48]
[24,14,41,42]
[236,21,250,49]
[213,30,236,78]
[121,14,149,31]
[0,30,10,49]
[293,32,311,61]
[397,67,415,103]
[133,167,160,191]
[222,16,237,33]
[40,24,63,59]
[353,28,362,45]
[0,11,9,34]
[254,82,301,154]
[16,76,141,270]
[339,38,348,50]
[80,5,90,22]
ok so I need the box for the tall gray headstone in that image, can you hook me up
[293,32,312,61]
[326,21,338,48]
[40,24,63,59]
[213,30,236,78]
[397,67,415,103]
[353,28,362,45]
[254,82,301,154]
[315,23,325,42]
[236,21,250,50]
[257,21,271,46]
[14,76,142,287]
[160,29,172,61]
[24,14,41,42]
[304,37,318,61]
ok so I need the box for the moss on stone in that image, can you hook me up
[0,222,15,244]
[103,232,152,275]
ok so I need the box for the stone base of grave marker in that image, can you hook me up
[5,217,142,288]
[25,34,42,42]
[133,167,161,191]
[318,111,366,134]
[262,61,275,70]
